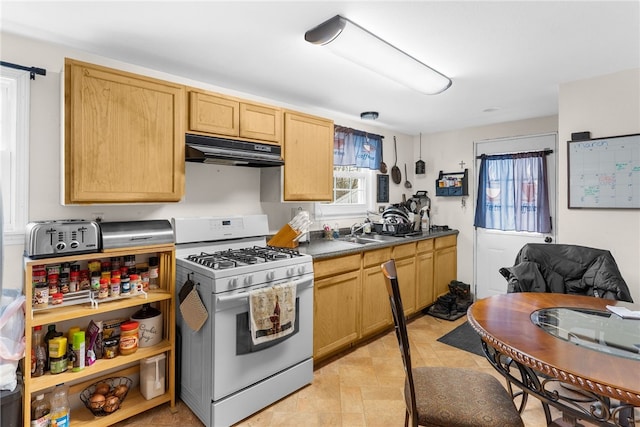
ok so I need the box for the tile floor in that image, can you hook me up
[116,314,554,426]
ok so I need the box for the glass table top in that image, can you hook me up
[532,307,640,361]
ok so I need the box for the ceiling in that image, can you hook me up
[2,1,639,135]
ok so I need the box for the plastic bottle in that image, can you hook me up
[49,384,70,427]
[72,331,85,372]
[32,325,47,377]
[30,393,51,427]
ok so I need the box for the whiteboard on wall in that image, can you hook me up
[568,134,640,208]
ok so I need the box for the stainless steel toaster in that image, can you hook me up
[25,220,100,258]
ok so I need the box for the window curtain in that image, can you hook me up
[334,126,382,170]
[474,151,551,233]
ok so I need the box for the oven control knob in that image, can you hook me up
[286,267,295,277]
[228,277,238,288]
[243,275,253,286]
[266,271,275,281]
[297,265,307,275]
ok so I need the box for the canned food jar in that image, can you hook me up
[50,356,68,374]
[103,337,119,359]
[119,321,139,355]
[34,283,49,308]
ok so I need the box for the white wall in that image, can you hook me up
[558,69,640,302]
[412,116,558,288]
[0,33,412,290]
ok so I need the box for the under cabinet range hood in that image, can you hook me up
[185,133,284,167]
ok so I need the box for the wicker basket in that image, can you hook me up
[80,376,133,417]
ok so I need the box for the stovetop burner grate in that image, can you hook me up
[184,245,302,270]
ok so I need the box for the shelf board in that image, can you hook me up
[70,387,172,427]
[30,290,172,325]
[29,341,172,393]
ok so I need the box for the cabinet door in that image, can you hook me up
[65,59,185,203]
[395,256,417,316]
[416,251,434,310]
[189,91,239,136]
[239,102,282,143]
[313,270,360,360]
[283,111,334,201]
[361,265,393,338]
[434,245,457,298]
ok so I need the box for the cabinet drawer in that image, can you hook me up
[416,239,434,253]
[314,254,361,278]
[363,247,392,268]
[392,242,416,259]
[435,234,457,250]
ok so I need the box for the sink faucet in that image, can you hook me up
[350,218,372,236]
[350,222,367,237]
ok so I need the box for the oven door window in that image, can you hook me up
[236,297,300,355]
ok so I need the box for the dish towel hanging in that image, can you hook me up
[249,283,296,345]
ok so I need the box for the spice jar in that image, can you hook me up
[110,277,121,298]
[52,293,64,305]
[98,278,109,299]
[59,272,70,294]
[103,337,119,359]
[130,274,141,295]
[120,273,131,296]
[148,257,159,289]
[119,321,139,355]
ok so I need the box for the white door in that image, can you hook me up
[474,133,557,300]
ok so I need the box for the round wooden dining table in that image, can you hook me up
[468,293,640,426]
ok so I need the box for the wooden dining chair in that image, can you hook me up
[380,259,524,427]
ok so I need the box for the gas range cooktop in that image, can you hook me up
[185,246,304,270]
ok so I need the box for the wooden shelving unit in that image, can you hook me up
[22,243,176,426]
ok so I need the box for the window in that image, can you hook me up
[316,166,376,219]
[1,66,30,244]
[315,125,382,220]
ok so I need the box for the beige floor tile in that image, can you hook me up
[118,312,555,427]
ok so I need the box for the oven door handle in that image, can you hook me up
[216,277,313,303]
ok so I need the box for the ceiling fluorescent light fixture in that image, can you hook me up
[305,15,452,95]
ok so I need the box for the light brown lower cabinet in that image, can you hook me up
[392,243,417,316]
[313,234,457,363]
[434,235,458,298]
[360,248,393,338]
[415,239,435,310]
[313,255,361,361]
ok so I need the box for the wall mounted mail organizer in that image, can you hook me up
[568,133,640,209]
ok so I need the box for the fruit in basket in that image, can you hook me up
[113,383,129,399]
[103,395,120,413]
[94,382,111,396]
[88,393,106,410]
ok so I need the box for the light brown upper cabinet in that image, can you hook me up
[282,111,334,201]
[64,58,185,204]
[188,89,282,144]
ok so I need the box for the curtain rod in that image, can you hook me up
[335,125,384,139]
[1,61,47,80]
[476,149,553,159]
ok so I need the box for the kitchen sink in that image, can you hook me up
[338,234,404,245]
[338,236,378,245]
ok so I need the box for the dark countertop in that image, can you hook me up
[297,229,459,260]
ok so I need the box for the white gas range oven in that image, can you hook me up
[172,215,314,427]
